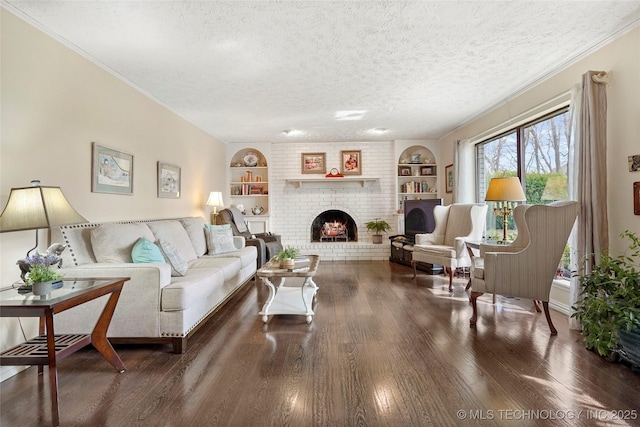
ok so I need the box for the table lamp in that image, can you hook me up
[0,180,88,281]
[206,191,224,224]
[485,177,526,244]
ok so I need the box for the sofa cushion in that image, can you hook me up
[204,227,237,255]
[158,239,188,276]
[161,267,225,311]
[179,217,208,257]
[202,246,257,269]
[413,244,456,259]
[132,237,165,263]
[91,223,156,263]
[147,220,198,262]
[189,257,242,282]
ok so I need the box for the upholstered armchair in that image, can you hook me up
[469,201,579,335]
[412,203,488,291]
[216,207,283,268]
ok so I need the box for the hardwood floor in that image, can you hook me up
[2,261,639,426]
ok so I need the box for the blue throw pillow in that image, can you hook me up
[131,237,165,263]
[204,223,231,230]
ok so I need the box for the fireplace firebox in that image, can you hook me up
[311,210,357,242]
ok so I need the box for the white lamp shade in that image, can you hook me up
[206,191,224,208]
[485,177,526,202]
[0,186,87,232]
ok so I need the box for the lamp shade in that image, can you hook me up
[0,185,87,232]
[206,191,224,208]
[485,177,526,202]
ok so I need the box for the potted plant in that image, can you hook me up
[24,254,64,295]
[275,247,300,269]
[571,231,640,366]
[365,218,391,244]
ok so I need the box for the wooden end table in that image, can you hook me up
[257,255,320,323]
[0,277,129,427]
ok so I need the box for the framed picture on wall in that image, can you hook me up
[634,181,640,215]
[157,162,181,198]
[341,150,362,175]
[301,152,326,174]
[445,164,454,193]
[92,142,134,195]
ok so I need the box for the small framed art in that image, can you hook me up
[92,142,134,195]
[301,152,326,174]
[158,162,181,198]
[399,166,411,176]
[341,150,362,175]
[445,164,454,193]
[634,181,640,215]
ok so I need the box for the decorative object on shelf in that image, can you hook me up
[92,142,134,195]
[420,166,434,176]
[243,152,259,167]
[157,162,181,198]
[571,231,640,367]
[301,152,326,174]
[275,247,300,269]
[206,191,224,224]
[0,180,86,282]
[246,170,253,182]
[251,206,264,215]
[484,177,526,244]
[399,166,411,176]
[326,167,343,178]
[410,153,422,163]
[445,163,454,193]
[365,218,391,244]
[341,150,362,176]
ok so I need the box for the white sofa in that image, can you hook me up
[50,217,257,353]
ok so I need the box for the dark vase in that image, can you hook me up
[616,328,640,368]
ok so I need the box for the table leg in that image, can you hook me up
[44,309,60,427]
[260,277,277,323]
[91,289,125,372]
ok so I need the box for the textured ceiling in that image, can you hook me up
[5,1,640,143]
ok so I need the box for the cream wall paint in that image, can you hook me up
[0,10,226,371]
[438,26,640,255]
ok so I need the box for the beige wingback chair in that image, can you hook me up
[412,203,488,291]
[469,201,579,335]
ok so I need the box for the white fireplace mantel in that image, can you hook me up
[285,177,379,188]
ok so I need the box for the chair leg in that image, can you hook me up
[532,300,542,313]
[448,268,453,292]
[542,301,558,335]
[470,291,483,327]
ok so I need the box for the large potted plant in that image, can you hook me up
[365,218,391,244]
[571,231,640,366]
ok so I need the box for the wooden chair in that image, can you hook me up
[469,201,579,335]
[412,203,488,291]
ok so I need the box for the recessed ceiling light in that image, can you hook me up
[373,128,387,133]
[282,129,303,136]
[335,110,367,121]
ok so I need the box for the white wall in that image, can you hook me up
[438,26,640,254]
[0,9,227,378]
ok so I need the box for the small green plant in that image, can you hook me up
[365,218,391,235]
[571,230,640,357]
[25,254,63,285]
[275,247,300,261]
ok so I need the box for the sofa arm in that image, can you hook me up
[53,263,172,337]
[233,236,246,249]
[415,232,441,246]
[255,232,281,245]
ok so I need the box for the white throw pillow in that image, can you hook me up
[158,239,188,277]
[91,223,156,263]
[204,227,237,255]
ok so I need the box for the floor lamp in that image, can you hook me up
[485,177,526,244]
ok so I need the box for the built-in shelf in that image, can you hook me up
[286,177,379,188]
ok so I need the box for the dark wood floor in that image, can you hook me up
[2,261,639,426]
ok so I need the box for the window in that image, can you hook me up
[476,107,571,279]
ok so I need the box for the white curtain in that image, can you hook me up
[568,71,609,329]
[453,139,474,203]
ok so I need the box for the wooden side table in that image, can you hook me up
[257,255,320,323]
[0,277,129,427]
